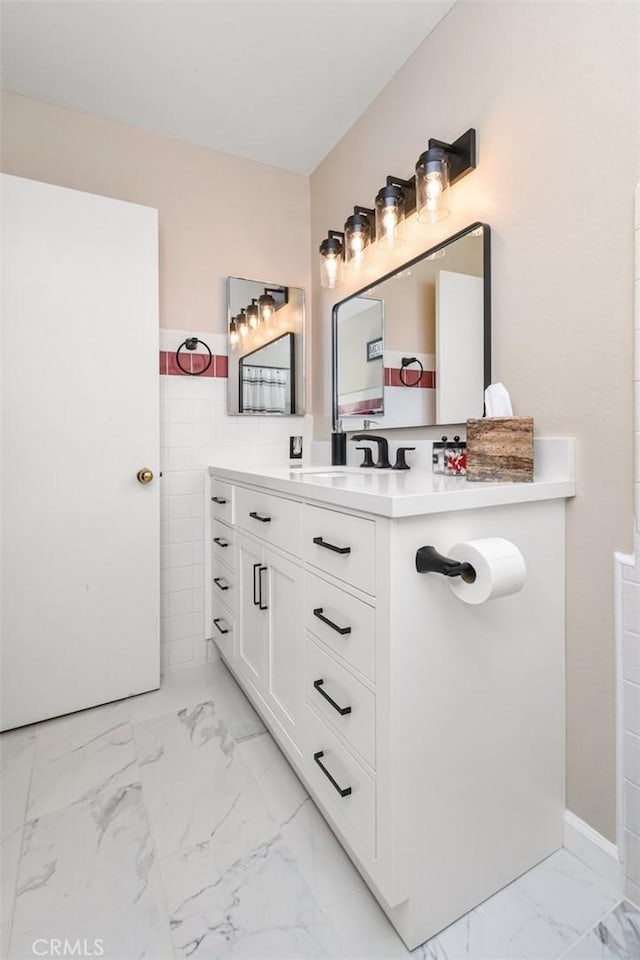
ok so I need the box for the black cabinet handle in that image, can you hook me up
[259,565,268,610]
[213,537,229,548]
[312,536,351,555]
[249,511,271,524]
[313,607,351,636]
[313,679,352,716]
[213,577,229,592]
[213,617,230,635]
[211,496,227,504]
[253,563,260,607]
[313,750,352,797]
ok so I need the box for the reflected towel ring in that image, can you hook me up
[176,337,212,376]
[399,356,423,387]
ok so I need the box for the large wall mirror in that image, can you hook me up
[332,222,490,429]
[227,277,305,416]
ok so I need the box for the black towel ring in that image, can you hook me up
[176,337,213,376]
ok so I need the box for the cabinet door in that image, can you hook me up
[263,547,304,750]
[237,533,266,690]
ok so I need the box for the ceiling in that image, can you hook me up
[0,0,456,174]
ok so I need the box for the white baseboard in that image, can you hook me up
[564,809,623,892]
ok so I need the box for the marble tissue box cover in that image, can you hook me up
[466,417,534,483]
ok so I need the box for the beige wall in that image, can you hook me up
[0,91,311,341]
[311,1,638,840]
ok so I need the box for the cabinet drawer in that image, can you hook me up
[212,518,235,568]
[303,505,376,595]
[306,704,376,856]
[210,479,235,525]
[236,486,302,557]
[305,572,376,682]
[211,556,237,614]
[306,637,376,769]
[211,598,236,661]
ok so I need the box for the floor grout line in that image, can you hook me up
[556,898,624,959]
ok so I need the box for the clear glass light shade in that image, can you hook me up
[375,187,405,250]
[247,301,259,329]
[229,318,239,349]
[319,235,344,289]
[416,148,450,224]
[238,311,249,339]
[258,294,276,324]
[344,214,372,272]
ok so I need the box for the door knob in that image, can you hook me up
[137,468,154,484]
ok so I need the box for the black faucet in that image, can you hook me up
[351,434,391,469]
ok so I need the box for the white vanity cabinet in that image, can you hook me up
[207,458,574,950]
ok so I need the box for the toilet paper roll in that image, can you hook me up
[447,537,526,605]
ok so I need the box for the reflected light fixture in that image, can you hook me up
[229,316,239,349]
[319,230,344,289]
[247,299,260,330]
[344,207,374,273]
[238,309,249,339]
[258,292,276,323]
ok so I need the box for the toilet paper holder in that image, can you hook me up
[415,546,477,583]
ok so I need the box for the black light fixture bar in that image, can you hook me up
[427,128,476,185]
[318,128,477,286]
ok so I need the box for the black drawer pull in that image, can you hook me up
[313,750,352,797]
[249,511,271,523]
[213,577,229,591]
[211,496,227,504]
[313,536,351,555]
[213,537,229,548]
[213,617,230,635]
[313,607,351,636]
[313,679,352,716]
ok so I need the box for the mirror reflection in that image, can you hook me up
[227,277,304,416]
[332,222,490,429]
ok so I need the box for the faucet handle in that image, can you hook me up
[392,446,416,471]
[355,446,375,468]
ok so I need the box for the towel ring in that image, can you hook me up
[175,337,213,376]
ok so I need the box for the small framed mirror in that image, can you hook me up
[332,222,490,429]
[227,276,305,416]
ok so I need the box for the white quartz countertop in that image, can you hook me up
[208,448,575,519]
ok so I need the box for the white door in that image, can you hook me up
[1,174,160,729]
[263,547,303,750]
[237,533,266,689]
[435,270,485,424]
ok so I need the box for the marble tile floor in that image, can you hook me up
[1,659,638,960]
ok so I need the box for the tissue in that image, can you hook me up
[484,383,513,417]
[447,538,526,605]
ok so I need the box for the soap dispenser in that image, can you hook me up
[331,420,347,466]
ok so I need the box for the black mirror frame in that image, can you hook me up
[331,221,491,430]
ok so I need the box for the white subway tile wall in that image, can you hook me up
[158,329,312,672]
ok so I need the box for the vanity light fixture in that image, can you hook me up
[319,230,345,289]
[258,292,276,323]
[247,299,260,330]
[344,207,374,273]
[416,129,476,224]
[238,309,249,340]
[317,128,476,282]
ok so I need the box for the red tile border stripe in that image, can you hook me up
[160,350,227,377]
[384,367,435,388]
